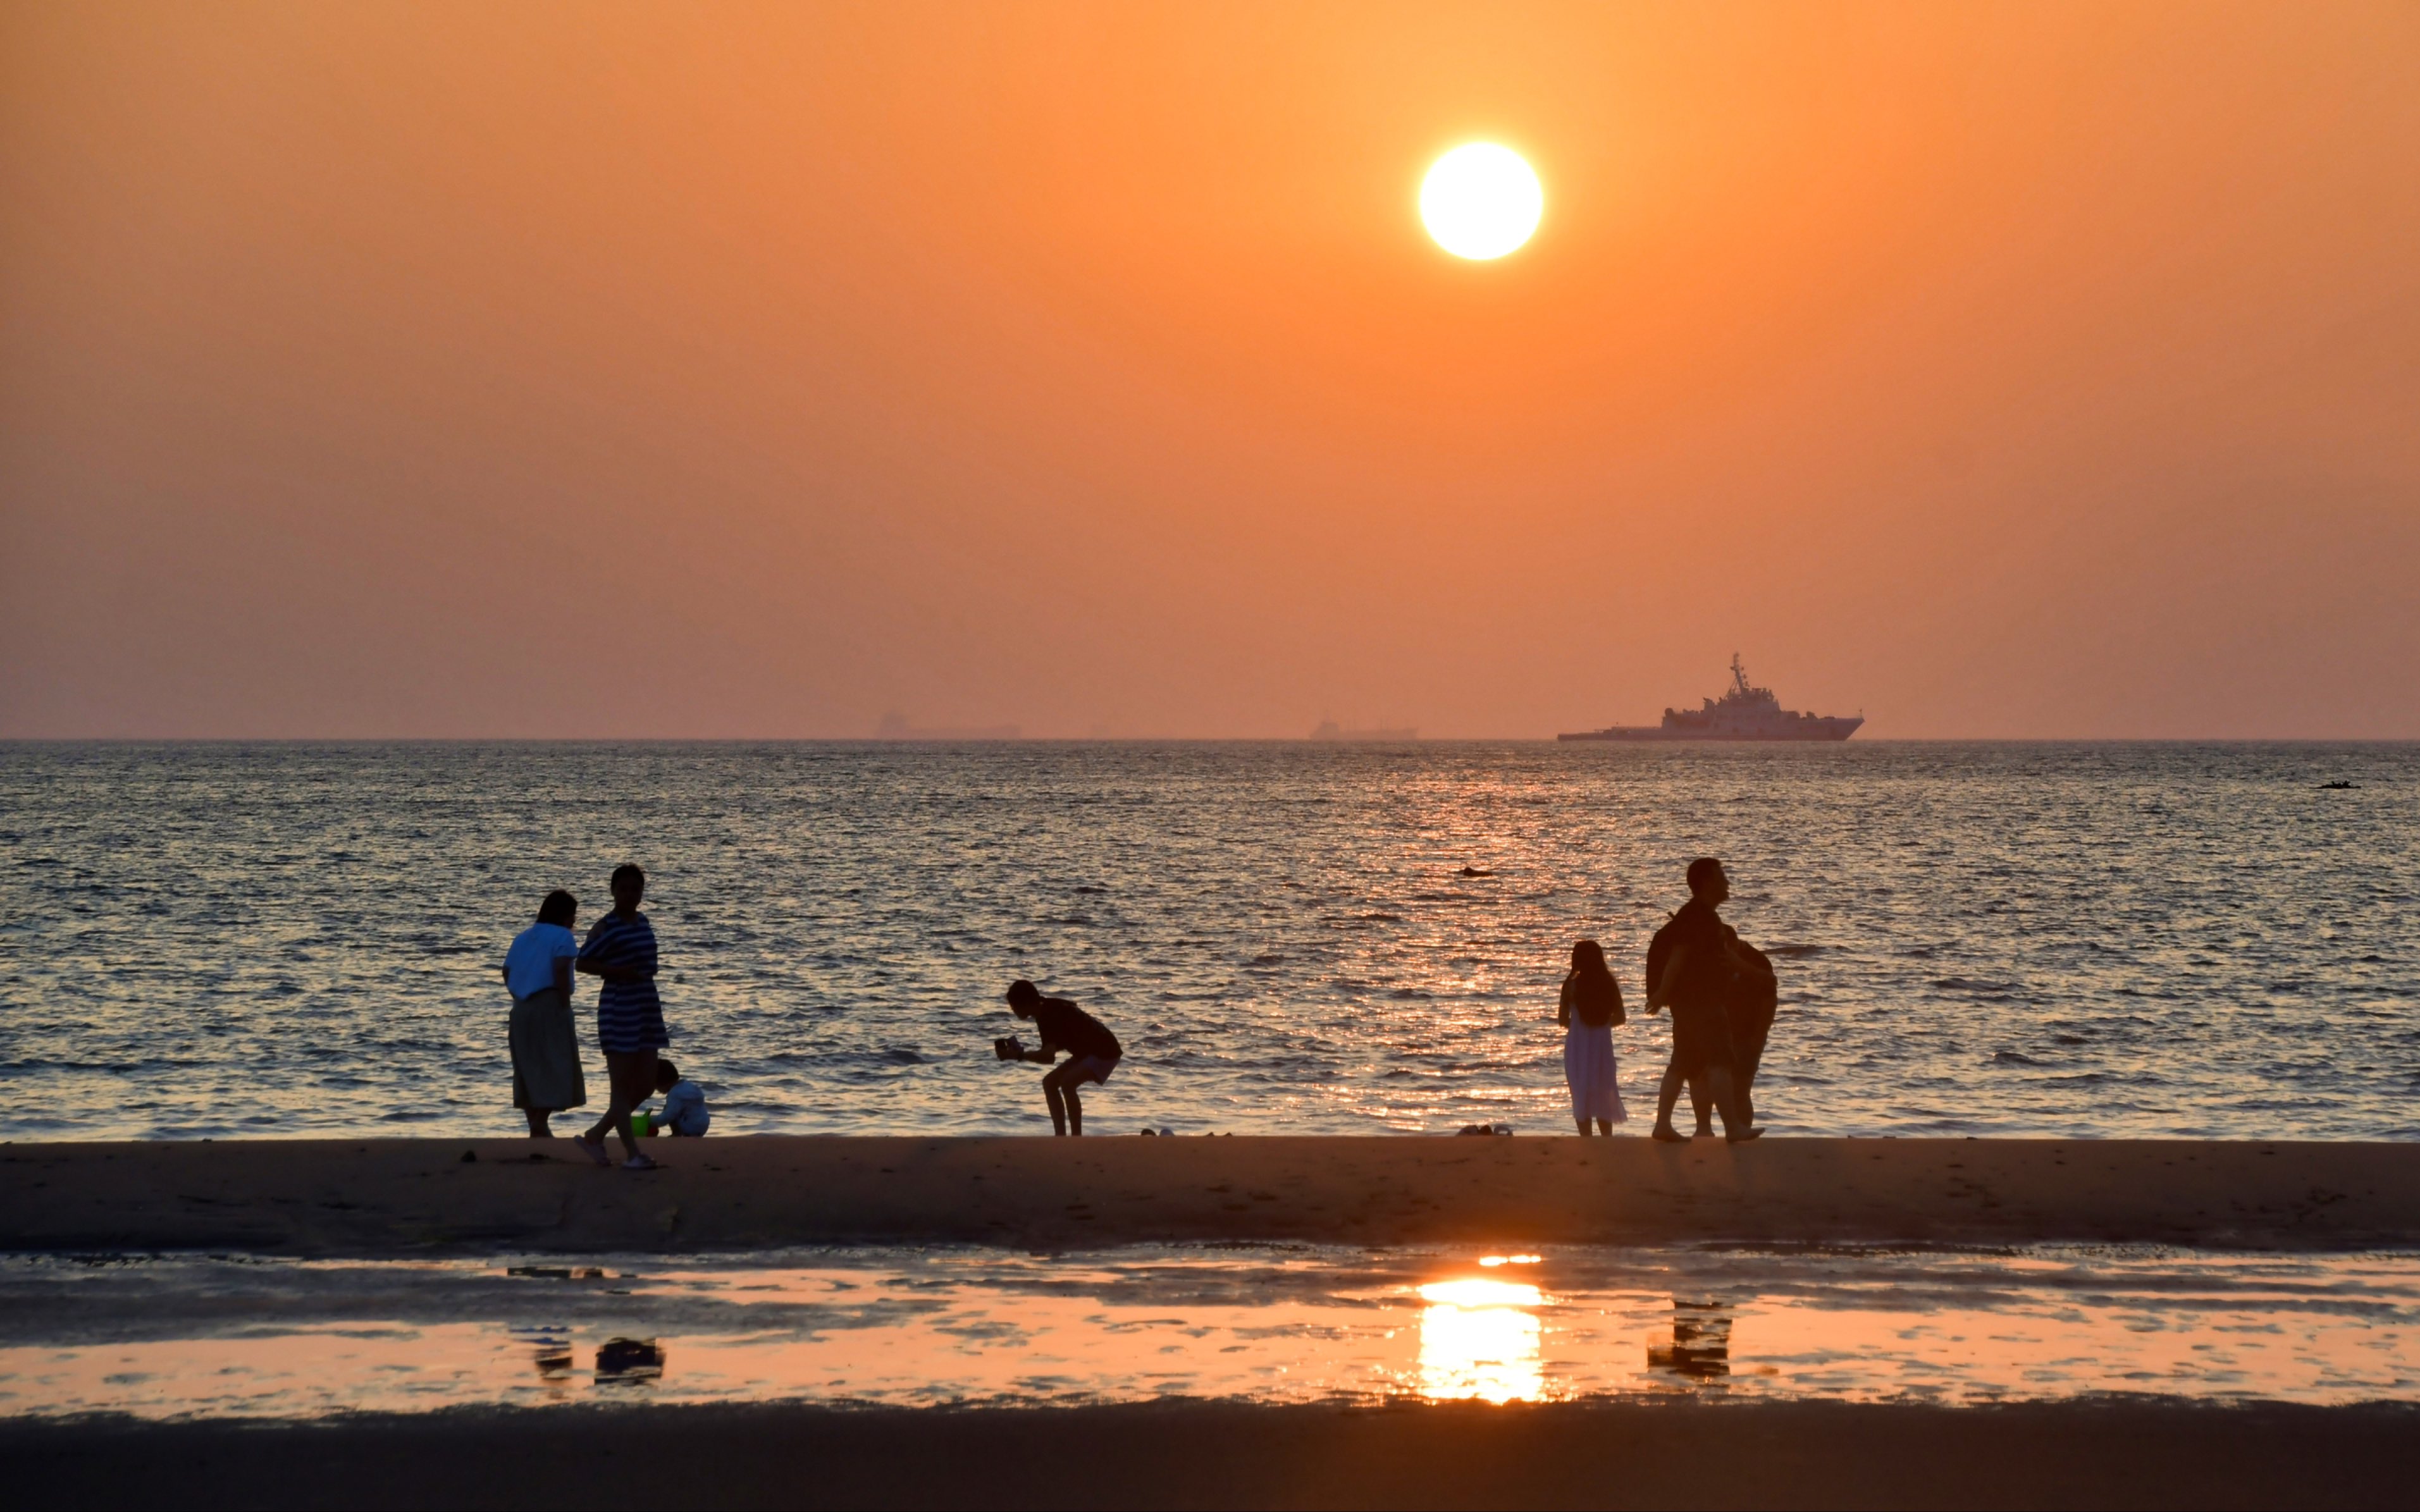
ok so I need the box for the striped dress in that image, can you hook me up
[579,910,669,1055]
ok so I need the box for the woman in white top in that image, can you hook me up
[501,890,586,1136]
[1557,938,1629,1135]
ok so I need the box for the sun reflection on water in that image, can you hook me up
[1417,1278,1546,1403]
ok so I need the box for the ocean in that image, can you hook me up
[1,741,2412,1140]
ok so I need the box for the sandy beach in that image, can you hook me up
[6,1136,2417,1254]
[12,1136,2419,1509]
[13,1398,2418,1510]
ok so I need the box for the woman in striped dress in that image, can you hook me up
[574,863,670,1170]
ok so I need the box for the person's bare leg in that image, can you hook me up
[1652,1062,1688,1141]
[1044,1076,1068,1135]
[1595,1119,1612,1136]
[525,1108,553,1137]
[1687,1076,1713,1137]
[1705,1066,1759,1141]
[1064,1083,1084,1136]
[586,1052,647,1159]
[583,1093,628,1157]
[1574,1115,1591,1136]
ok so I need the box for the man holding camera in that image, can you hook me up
[997,979,1123,1136]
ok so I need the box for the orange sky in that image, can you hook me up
[4,0,2416,737]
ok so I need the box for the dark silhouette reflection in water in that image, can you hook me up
[595,1337,664,1387]
[1647,1298,1732,1382]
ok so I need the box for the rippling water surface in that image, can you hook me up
[1,742,2413,1138]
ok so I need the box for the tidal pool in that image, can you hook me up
[1,1244,2414,1419]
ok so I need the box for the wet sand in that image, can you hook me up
[5,1136,2417,1254]
[12,1398,2419,1510]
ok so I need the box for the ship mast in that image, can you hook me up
[1731,652,1750,697]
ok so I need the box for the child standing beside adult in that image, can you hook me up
[574,863,670,1171]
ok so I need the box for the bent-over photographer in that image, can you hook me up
[997,979,1122,1136]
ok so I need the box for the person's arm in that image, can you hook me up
[576,924,608,976]
[1555,979,1572,1027]
[583,952,657,985]
[552,952,575,997]
[576,930,655,983]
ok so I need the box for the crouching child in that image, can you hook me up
[648,1057,710,1137]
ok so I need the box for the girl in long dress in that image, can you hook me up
[1557,938,1628,1135]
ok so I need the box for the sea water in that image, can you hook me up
[0,741,2412,1139]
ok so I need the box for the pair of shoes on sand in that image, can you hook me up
[572,1134,659,1171]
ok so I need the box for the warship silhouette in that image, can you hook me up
[1559,655,1862,742]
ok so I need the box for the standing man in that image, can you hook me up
[1000,979,1122,1136]
[1644,858,1762,1143]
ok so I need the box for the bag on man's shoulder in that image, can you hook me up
[1645,916,1678,1005]
[1647,914,1722,1006]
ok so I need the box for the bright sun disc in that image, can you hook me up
[1420,144,1542,260]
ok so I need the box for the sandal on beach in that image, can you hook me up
[573,1135,612,1168]
[622,1153,660,1171]
[1726,1127,1765,1143]
[1650,1125,1687,1143]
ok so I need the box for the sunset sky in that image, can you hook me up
[4,0,2416,738]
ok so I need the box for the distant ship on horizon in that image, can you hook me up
[1559,655,1862,742]
[874,712,1023,741]
[1310,720,1419,741]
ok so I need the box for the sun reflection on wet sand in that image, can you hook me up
[0,1246,2414,1420]
[1416,1280,1545,1403]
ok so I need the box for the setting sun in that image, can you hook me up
[1419,144,1543,260]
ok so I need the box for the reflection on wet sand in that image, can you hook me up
[1648,1300,1732,1383]
[595,1338,664,1386]
[513,1325,575,1389]
[1,1245,2414,1420]
[1417,1279,1545,1403]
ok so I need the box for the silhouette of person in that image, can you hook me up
[1003,980,1121,1136]
[574,863,670,1170]
[1644,858,1760,1143]
[1672,876,1779,1134]
[500,889,584,1136]
[1702,933,1777,1132]
[1556,940,1628,1135]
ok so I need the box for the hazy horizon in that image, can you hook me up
[6,1,2417,741]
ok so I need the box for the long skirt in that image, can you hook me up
[1564,1020,1627,1125]
[510,987,588,1110]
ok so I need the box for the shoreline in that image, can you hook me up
[8,1136,2418,1255]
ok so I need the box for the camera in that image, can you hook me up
[993,1036,1024,1062]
